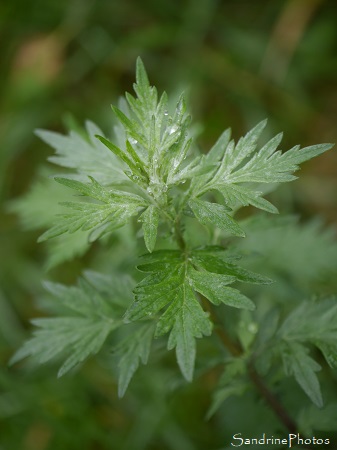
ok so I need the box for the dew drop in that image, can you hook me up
[164,110,169,116]
[129,174,140,183]
[173,160,179,170]
[129,137,138,145]
[248,323,258,334]
[169,125,178,135]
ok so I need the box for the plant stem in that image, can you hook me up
[247,363,297,434]
[204,299,298,435]
[174,218,298,435]
[201,297,241,357]
[174,217,186,251]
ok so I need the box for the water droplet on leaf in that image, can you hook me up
[169,125,178,135]
[248,323,258,334]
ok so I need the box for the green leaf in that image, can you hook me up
[298,403,337,435]
[8,171,71,230]
[206,128,232,164]
[55,176,146,205]
[54,177,110,202]
[126,255,215,380]
[35,121,127,185]
[135,57,152,101]
[192,120,267,196]
[139,205,159,252]
[136,249,183,272]
[125,266,184,321]
[278,298,337,369]
[188,198,245,237]
[111,106,147,148]
[10,276,124,375]
[281,342,322,408]
[216,184,278,214]
[189,129,231,196]
[12,317,116,378]
[95,135,148,184]
[45,231,90,270]
[254,308,280,352]
[8,172,92,268]
[221,119,268,174]
[188,268,255,310]
[38,202,134,242]
[191,248,272,285]
[38,177,147,242]
[107,59,197,195]
[315,342,337,369]
[207,358,247,418]
[83,270,134,309]
[156,284,212,381]
[225,141,333,184]
[191,120,333,217]
[276,298,337,406]
[236,216,337,285]
[126,245,260,380]
[115,323,155,397]
[129,61,157,133]
[278,299,337,341]
[125,139,147,172]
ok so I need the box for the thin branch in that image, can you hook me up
[174,218,186,251]
[247,362,297,434]
[204,299,299,435]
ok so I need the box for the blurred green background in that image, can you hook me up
[1,0,337,449]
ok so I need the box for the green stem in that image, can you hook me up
[174,217,186,251]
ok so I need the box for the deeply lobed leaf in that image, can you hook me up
[38,177,147,242]
[115,323,155,397]
[189,119,333,228]
[10,274,128,375]
[125,246,271,380]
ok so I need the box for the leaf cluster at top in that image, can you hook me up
[35,57,333,252]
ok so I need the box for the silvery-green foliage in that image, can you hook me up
[12,58,336,406]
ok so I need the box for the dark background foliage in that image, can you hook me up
[1,0,337,449]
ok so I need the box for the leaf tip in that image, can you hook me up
[259,118,268,129]
[122,312,131,324]
[37,234,47,243]
[247,302,256,311]
[136,57,149,86]
[118,386,126,398]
